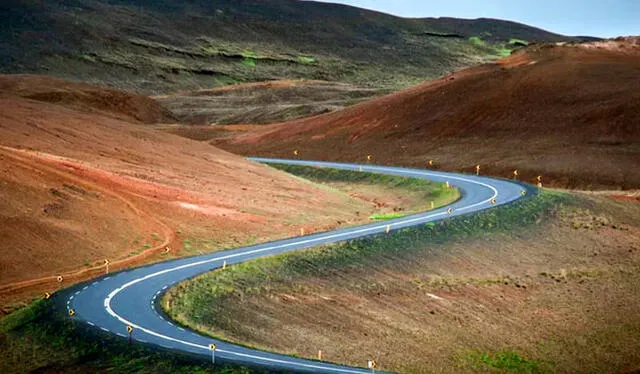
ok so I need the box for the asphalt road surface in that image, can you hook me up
[61,158,531,373]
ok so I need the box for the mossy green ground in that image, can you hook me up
[269,164,461,215]
[0,298,257,374]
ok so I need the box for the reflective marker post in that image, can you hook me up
[57,275,64,291]
[367,360,377,374]
[537,175,543,190]
[127,325,134,344]
[209,343,217,364]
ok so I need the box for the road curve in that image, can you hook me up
[61,158,531,373]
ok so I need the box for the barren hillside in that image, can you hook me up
[0,75,372,310]
[1,0,583,94]
[214,38,640,189]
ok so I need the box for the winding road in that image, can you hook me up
[61,158,531,373]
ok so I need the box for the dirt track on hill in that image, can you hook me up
[0,75,377,312]
[0,146,175,298]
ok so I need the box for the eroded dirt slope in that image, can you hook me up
[0,75,370,311]
[214,38,640,189]
[0,75,175,123]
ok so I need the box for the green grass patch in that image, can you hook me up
[297,56,316,64]
[369,212,406,220]
[509,38,529,46]
[469,36,486,47]
[497,47,513,57]
[0,299,259,373]
[165,190,572,338]
[270,163,460,213]
[0,299,48,334]
[465,350,545,373]
[269,164,452,194]
[240,50,262,59]
[241,58,256,67]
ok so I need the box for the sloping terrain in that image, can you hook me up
[1,0,581,94]
[156,80,390,126]
[0,75,175,123]
[0,75,375,311]
[214,38,640,189]
[166,191,640,373]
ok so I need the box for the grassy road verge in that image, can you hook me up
[164,190,563,332]
[163,186,640,373]
[0,298,257,374]
[269,164,461,218]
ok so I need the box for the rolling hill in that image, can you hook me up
[213,38,640,189]
[0,75,374,311]
[1,0,584,94]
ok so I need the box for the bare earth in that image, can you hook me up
[0,75,389,312]
[211,38,640,190]
[174,194,640,373]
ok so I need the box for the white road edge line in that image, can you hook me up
[100,162,506,373]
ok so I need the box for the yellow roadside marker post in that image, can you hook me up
[57,275,64,291]
[104,259,110,274]
[293,150,299,158]
[367,154,373,163]
[521,190,527,196]
[44,292,51,300]
[445,181,450,189]
[430,201,435,209]
[428,160,434,168]
[318,350,323,360]
[447,207,453,215]
[537,175,543,189]
[475,164,480,176]
[300,228,305,236]
[222,260,227,270]
[491,198,497,204]
[513,169,519,180]
[209,343,217,364]
[127,325,134,344]
[68,308,76,328]
[368,360,377,373]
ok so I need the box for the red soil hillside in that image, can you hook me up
[215,38,640,189]
[0,75,175,124]
[0,75,368,311]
